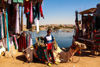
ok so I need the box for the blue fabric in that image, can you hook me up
[6,9,10,51]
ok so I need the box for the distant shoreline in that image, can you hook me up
[23,24,75,31]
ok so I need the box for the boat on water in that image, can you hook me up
[73,3,100,53]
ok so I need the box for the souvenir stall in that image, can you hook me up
[0,0,44,56]
[73,3,100,54]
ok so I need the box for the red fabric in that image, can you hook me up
[40,5,44,18]
[29,1,33,24]
[2,0,4,3]
[18,36,27,52]
[24,0,30,13]
[29,35,30,46]
[47,43,53,50]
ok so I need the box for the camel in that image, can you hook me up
[23,37,87,63]
[53,41,87,63]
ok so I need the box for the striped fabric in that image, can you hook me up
[13,35,18,49]
[94,31,100,45]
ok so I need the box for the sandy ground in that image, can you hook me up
[0,51,100,67]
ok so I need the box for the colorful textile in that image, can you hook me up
[13,35,18,49]
[15,4,20,34]
[0,13,4,39]
[26,33,33,47]
[21,6,23,31]
[40,5,44,18]
[29,1,33,24]
[2,12,5,37]
[4,11,7,38]
[13,0,23,3]
[1,0,4,4]
[13,0,17,2]
[28,34,30,46]
[26,34,28,47]
[6,9,10,51]
[29,34,33,46]
[18,0,23,3]
[36,46,47,61]
[8,4,16,32]
[35,2,40,20]
[35,19,39,33]
[8,0,12,4]
[26,13,32,29]
[24,0,30,13]
[18,35,27,52]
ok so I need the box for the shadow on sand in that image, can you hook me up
[16,55,27,62]
[16,55,45,64]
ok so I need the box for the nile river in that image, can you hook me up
[27,29,74,48]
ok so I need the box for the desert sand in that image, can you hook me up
[0,51,100,67]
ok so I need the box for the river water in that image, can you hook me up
[27,29,74,48]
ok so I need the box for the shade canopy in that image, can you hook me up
[79,8,96,15]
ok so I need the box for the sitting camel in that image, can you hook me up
[23,37,86,63]
[53,41,87,63]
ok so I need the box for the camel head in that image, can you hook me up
[73,41,87,49]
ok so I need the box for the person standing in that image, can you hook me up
[44,29,57,66]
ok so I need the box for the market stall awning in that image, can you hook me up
[79,8,96,14]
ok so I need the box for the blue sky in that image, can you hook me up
[23,0,100,25]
